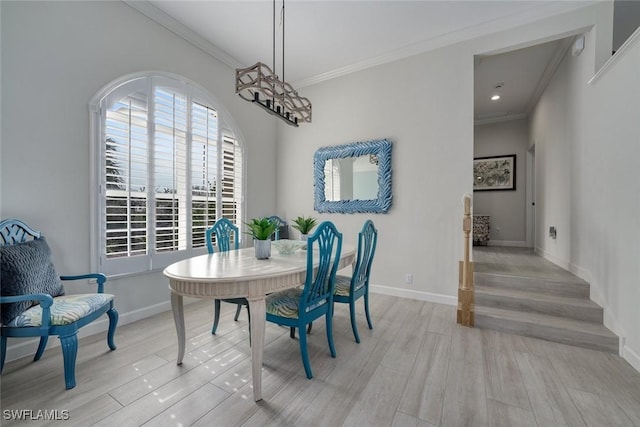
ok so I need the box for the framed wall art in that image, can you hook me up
[473,154,516,191]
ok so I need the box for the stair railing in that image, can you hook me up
[457,194,474,326]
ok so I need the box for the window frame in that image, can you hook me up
[89,71,246,277]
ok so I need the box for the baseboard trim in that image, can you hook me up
[370,284,456,306]
[623,342,640,373]
[535,247,571,271]
[4,300,173,363]
[487,240,528,247]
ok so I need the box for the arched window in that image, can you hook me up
[90,73,244,276]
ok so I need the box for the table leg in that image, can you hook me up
[247,296,266,401]
[170,292,185,365]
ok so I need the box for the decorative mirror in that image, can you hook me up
[314,139,392,213]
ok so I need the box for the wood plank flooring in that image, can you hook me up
[2,293,639,426]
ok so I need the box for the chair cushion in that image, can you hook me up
[0,237,65,324]
[266,288,303,319]
[6,294,115,327]
[334,275,366,297]
[333,275,353,297]
[266,288,328,319]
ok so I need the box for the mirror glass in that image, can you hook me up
[314,139,392,214]
[323,155,379,201]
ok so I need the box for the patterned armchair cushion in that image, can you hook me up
[0,237,65,324]
[6,294,115,327]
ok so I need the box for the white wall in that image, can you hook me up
[0,1,277,360]
[530,26,640,371]
[474,120,529,245]
[277,49,473,303]
[276,2,614,305]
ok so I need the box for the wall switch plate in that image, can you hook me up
[549,226,557,239]
[405,273,413,284]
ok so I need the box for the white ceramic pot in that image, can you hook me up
[254,239,271,259]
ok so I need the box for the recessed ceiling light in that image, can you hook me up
[491,95,501,101]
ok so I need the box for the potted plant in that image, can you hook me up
[245,217,278,259]
[291,215,318,240]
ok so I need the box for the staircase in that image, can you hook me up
[472,247,619,353]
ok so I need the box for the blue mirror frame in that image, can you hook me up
[314,138,392,214]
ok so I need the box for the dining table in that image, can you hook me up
[163,242,356,401]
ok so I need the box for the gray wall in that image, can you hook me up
[474,119,529,246]
[613,0,640,52]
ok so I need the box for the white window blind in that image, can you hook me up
[104,89,149,260]
[191,101,219,249]
[221,133,243,241]
[94,74,244,276]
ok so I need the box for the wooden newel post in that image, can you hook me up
[457,194,474,326]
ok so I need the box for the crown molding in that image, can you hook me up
[295,1,598,88]
[525,36,574,116]
[124,0,596,88]
[123,0,243,70]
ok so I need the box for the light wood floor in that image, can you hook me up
[2,293,640,426]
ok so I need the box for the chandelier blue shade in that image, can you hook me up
[235,0,312,127]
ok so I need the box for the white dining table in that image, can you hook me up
[163,243,356,401]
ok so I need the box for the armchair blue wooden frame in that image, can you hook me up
[0,219,118,389]
[265,221,343,379]
[334,219,377,343]
[206,218,248,334]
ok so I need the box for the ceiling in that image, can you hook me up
[133,1,589,124]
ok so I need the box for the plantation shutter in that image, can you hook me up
[221,134,243,248]
[153,86,188,253]
[95,74,243,276]
[191,101,218,249]
[104,89,149,261]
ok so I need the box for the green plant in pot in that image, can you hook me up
[245,217,278,259]
[291,215,318,240]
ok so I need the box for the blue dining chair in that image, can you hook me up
[334,219,377,343]
[206,218,248,335]
[268,215,287,240]
[265,221,343,379]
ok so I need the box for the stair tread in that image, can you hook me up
[475,306,617,338]
[474,270,589,286]
[475,285,600,308]
[474,260,589,284]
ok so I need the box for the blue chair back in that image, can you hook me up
[268,215,287,240]
[301,221,343,314]
[205,218,239,254]
[352,220,378,290]
[0,218,41,245]
[206,218,244,335]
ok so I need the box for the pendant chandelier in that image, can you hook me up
[235,0,311,127]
